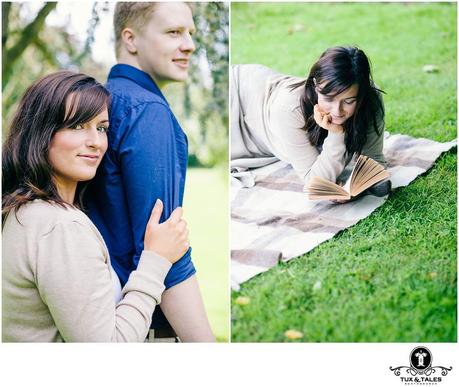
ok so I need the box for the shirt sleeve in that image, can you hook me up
[118,102,194,288]
[35,221,171,342]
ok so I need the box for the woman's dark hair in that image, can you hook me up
[2,71,110,219]
[291,46,385,154]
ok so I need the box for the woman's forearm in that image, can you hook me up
[303,131,347,189]
[37,221,171,342]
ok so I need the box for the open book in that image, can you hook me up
[307,155,390,201]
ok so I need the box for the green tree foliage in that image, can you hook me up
[188,2,229,167]
[2,2,108,137]
[2,2,57,89]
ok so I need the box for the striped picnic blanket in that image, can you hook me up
[231,133,456,290]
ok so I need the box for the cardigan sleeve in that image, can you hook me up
[268,99,348,189]
[35,220,171,342]
[303,131,347,188]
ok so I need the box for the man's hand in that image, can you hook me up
[313,104,344,134]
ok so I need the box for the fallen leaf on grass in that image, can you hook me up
[312,280,322,291]
[422,64,439,73]
[235,296,250,306]
[287,23,305,35]
[359,273,371,281]
[428,271,437,279]
[284,329,303,340]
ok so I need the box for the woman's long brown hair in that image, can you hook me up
[2,71,110,222]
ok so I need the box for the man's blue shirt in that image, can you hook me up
[87,64,196,292]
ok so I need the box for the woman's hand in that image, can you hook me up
[313,104,344,134]
[144,199,189,264]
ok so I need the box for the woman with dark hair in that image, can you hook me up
[231,46,390,196]
[2,71,189,342]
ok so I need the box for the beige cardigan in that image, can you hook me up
[2,200,171,342]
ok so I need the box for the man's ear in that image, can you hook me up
[121,27,137,54]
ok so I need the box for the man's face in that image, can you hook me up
[133,2,196,88]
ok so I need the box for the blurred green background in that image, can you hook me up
[184,168,229,341]
[231,2,456,342]
[2,2,229,342]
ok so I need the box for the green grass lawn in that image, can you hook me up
[184,167,229,342]
[231,2,457,342]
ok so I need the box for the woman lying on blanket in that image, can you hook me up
[2,72,189,342]
[231,46,391,197]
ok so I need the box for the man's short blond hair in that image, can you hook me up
[113,2,194,59]
[114,2,158,58]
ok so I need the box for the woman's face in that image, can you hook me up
[48,108,109,191]
[316,83,359,125]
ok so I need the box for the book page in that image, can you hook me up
[307,176,351,200]
[349,156,390,197]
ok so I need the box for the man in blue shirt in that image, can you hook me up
[87,2,214,341]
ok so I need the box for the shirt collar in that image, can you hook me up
[107,64,168,103]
